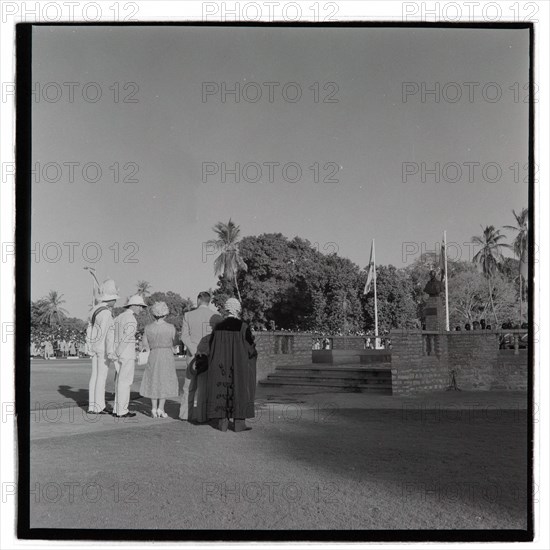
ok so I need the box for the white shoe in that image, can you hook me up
[151,408,158,418]
[157,410,168,418]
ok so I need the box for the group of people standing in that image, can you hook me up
[31,337,83,359]
[86,279,257,432]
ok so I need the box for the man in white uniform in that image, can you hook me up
[113,294,147,418]
[87,279,119,414]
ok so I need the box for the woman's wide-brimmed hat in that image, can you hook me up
[124,294,147,308]
[150,301,169,317]
[99,279,120,302]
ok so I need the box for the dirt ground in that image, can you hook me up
[28,359,529,531]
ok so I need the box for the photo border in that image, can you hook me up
[15,20,535,543]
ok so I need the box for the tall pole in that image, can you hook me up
[373,239,379,343]
[443,231,450,331]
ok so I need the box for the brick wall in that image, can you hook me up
[390,331,448,395]
[390,329,527,395]
[446,331,499,390]
[254,329,528,394]
[492,350,528,391]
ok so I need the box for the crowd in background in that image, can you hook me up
[30,330,87,359]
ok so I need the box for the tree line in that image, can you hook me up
[31,208,528,339]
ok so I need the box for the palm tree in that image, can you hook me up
[38,290,69,327]
[136,280,152,296]
[504,208,528,321]
[206,219,248,302]
[471,225,506,325]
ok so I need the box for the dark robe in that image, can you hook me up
[206,317,257,420]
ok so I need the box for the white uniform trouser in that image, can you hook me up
[114,356,135,416]
[89,351,110,412]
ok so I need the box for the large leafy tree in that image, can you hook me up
[213,233,314,329]
[213,233,366,332]
[207,219,248,302]
[447,266,517,328]
[318,254,364,334]
[363,265,417,331]
[471,225,506,324]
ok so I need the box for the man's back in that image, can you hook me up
[181,306,222,355]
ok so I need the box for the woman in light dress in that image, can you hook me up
[139,301,179,418]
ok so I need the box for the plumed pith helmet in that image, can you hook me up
[99,279,120,302]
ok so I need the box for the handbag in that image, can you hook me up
[194,353,209,375]
[137,349,150,366]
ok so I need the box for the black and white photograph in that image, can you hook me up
[3,1,547,545]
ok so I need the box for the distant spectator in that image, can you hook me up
[486,324,492,330]
[455,326,461,331]
[480,319,486,330]
[465,323,471,331]
[472,321,480,330]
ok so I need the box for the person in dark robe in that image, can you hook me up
[206,298,257,432]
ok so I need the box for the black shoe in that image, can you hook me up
[234,420,251,432]
[98,409,113,415]
[114,412,136,418]
[215,419,229,432]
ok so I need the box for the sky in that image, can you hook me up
[31,25,529,319]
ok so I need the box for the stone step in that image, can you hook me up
[259,378,392,393]
[275,363,392,371]
[271,370,391,381]
[313,355,362,364]
[267,373,391,385]
[360,354,392,364]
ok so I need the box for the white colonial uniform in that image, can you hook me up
[113,308,138,416]
[88,304,115,413]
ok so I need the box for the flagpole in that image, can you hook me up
[373,239,379,341]
[443,231,450,331]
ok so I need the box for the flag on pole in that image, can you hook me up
[363,242,375,295]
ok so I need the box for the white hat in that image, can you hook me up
[124,294,147,308]
[151,301,169,317]
[224,298,242,316]
[99,279,120,302]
